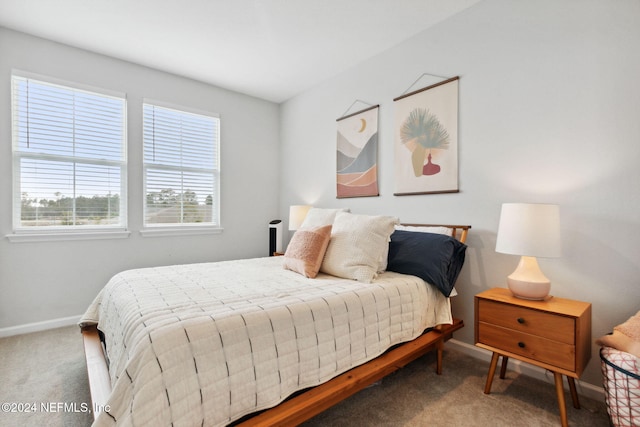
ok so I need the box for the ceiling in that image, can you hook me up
[0,0,481,103]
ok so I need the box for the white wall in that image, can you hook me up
[279,0,640,387]
[1,0,638,391]
[0,28,281,329]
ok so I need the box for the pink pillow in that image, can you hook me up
[282,225,332,278]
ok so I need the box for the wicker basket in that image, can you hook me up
[601,346,640,427]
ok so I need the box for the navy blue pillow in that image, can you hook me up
[386,230,467,297]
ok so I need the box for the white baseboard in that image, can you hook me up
[446,338,605,401]
[0,315,81,338]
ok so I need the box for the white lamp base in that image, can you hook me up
[507,256,551,300]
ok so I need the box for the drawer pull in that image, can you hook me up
[517,317,525,324]
[518,341,526,348]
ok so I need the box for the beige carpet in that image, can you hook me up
[0,326,94,427]
[0,326,611,426]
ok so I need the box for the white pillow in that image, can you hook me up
[301,207,350,228]
[377,241,391,273]
[321,212,398,283]
[394,224,453,236]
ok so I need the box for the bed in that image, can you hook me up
[80,213,470,426]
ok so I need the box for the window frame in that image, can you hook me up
[141,99,221,236]
[8,70,129,242]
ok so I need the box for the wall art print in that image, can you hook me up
[336,105,379,198]
[393,76,459,195]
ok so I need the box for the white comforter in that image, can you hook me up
[80,256,452,426]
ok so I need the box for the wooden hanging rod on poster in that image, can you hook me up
[393,76,459,102]
[337,104,379,122]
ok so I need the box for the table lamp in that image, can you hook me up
[495,203,561,300]
[288,205,311,231]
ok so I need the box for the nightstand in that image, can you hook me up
[474,288,592,427]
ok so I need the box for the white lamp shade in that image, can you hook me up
[288,205,311,230]
[495,203,561,258]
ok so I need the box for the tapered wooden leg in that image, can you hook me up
[499,356,509,379]
[567,377,580,409]
[436,340,443,375]
[484,352,500,394]
[554,372,569,427]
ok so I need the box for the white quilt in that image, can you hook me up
[79,256,452,426]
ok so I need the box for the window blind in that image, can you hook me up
[143,102,220,226]
[11,74,126,230]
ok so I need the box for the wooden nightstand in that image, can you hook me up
[474,287,592,427]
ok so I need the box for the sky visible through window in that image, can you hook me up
[143,103,219,226]
[13,75,126,227]
[13,75,219,228]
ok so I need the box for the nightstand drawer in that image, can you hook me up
[474,288,592,427]
[478,323,575,371]
[477,299,575,344]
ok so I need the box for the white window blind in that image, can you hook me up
[143,102,220,227]
[11,74,127,230]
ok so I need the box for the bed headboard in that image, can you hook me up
[401,224,471,244]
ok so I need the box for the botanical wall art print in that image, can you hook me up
[336,105,379,198]
[393,76,459,195]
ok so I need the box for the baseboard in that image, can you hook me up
[446,338,605,402]
[0,315,81,338]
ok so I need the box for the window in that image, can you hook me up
[11,73,127,232]
[143,102,220,228]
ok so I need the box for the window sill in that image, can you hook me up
[139,226,224,238]
[6,230,131,243]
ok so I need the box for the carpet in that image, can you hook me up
[0,326,611,426]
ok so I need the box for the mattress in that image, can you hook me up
[79,256,452,426]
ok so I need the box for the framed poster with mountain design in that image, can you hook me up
[336,105,379,198]
[393,76,459,195]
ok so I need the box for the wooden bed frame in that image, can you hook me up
[81,224,470,426]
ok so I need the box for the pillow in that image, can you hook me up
[321,212,398,283]
[377,238,391,273]
[282,225,332,278]
[386,230,467,297]
[394,224,453,236]
[300,207,350,228]
[379,225,452,273]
